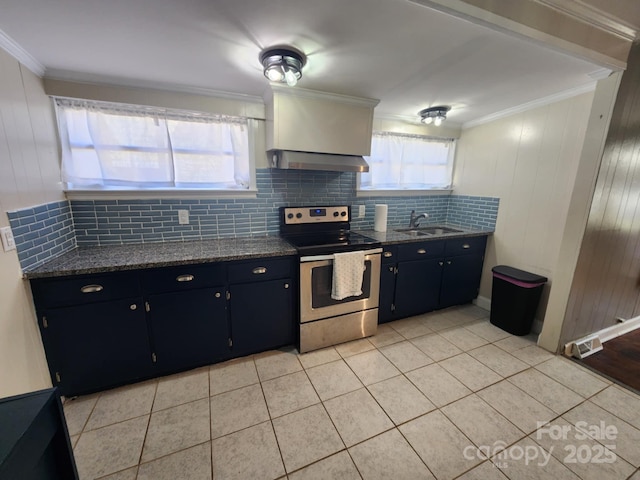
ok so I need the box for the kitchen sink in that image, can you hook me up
[399,230,430,236]
[395,226,463,236]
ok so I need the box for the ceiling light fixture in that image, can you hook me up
[419,106,451,126]
[259,47,306,87]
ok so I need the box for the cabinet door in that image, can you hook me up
[147,288,229,372]
[394,259,443,318]
[41,298,152,396]
[379,264,397,323]
[440,254,485,308]
[229,279,294,357]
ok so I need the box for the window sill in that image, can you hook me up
[357,189,452,197]
[64,189,258,201]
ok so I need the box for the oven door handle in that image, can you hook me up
[300,248,382,263]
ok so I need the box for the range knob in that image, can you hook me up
[296,213,303,219]
[333,211,339,217]
[340,211,347,217]
[287,213,294,219]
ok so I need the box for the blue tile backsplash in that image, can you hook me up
[7,201,76,271]
[446,195,500,231]
[6,169,499,271]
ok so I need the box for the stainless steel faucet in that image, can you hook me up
[409,210,429,228]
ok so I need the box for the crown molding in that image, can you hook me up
[536,0,638,41]
[0,28,45,76]
[462,82,597,129]
[44,69,264,104]
[588,68,614,80]
[267,83,380,107]
[408,0,629,70]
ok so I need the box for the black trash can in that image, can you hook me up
[490,265,548,336]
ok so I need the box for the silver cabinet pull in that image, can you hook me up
[417,249,426,254]
[439,261,444,266]
[383,251,393,258]
[447,260,452,265]
[176,274,194,282]
[215,292,221,298]
[130,304,137,310]
[388,266,395,272]
[80,284,103,293]
[284,283,290,289]
[462,244,470,249]
[252,267,267,274]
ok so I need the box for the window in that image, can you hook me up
[360,132,455,191]
[55,98,251,191]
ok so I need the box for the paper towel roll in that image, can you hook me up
[374,204,388,232]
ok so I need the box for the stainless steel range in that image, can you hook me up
[280,206,382,353]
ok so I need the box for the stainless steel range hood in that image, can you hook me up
[269,150,370,173]
[264,85,379,173]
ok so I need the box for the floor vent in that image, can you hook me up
[570,334,603,359]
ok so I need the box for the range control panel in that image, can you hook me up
[282,206,350,225]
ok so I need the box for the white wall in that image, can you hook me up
[0,47,64,398]
[453,92,595,327]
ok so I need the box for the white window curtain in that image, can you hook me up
[55,98,250,190]
[361,132,455,190]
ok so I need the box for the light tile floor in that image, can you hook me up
[63,304,640,480]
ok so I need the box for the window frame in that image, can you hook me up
[357,131,456,196]
[53,98,258,199]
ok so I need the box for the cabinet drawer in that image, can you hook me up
[444,236,487,256]
[228,257,293,284]
[142,263,226,294]
[381,245,397,264]
[397,240,445,261]
[31,272,140,309]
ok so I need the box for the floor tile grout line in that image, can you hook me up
[299,329,531,470]
[208,360,214,480]
[285,365,339,476]
[64,397,97,444]
[583,385,640,426]
[136,381,158,469]
[135,439,212,471]
[253,355,290,478]
[532,358,611,399]
[77,410,151,434]
[450,459,502,480]
[348,336,442,478]
[69,310,640,479]
[556,399,640,465]
[419,335,561,451]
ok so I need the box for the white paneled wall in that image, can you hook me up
[453,92,595,323]
[0,47,63,398]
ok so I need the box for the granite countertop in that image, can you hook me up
[25,225,493,279]
[358,224,493,245]
[25,236,297,279]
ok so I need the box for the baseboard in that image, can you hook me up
[473,296,491,311]
[564,315,640,356]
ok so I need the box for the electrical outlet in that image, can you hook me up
[358,205,366,218]
[1,226,16,252]
[177,209,189,225]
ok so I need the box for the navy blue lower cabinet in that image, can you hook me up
[229,278,294,357]
[146,287,230,372]
[378,263,398,323]
[439,253,485,308]
[377,236,488,322]
[394,258,443,318]
[39,298,153,396]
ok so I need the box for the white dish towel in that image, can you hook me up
[331,250,366,300]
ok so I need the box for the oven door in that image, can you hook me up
[299,249,381,323]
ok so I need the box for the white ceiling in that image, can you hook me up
[0,0,630,125]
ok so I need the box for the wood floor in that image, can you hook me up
[581,328,640,393]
